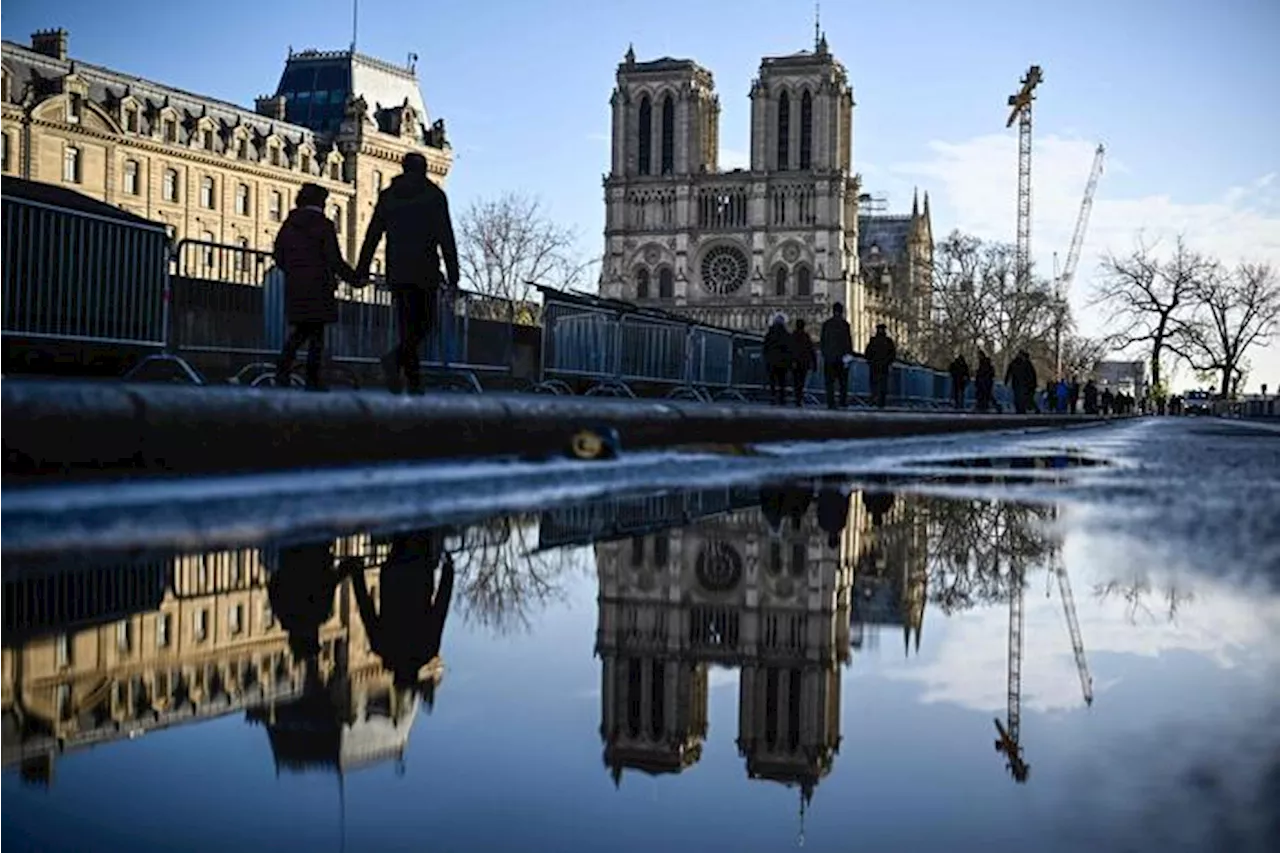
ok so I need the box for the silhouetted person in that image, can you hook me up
[267,540,340,675]
[355,152,460,395]
[1055,378,1070,414]
[1005,351,1037,414]
[346,529,454,689]
[863,487,896,528]
[781,483,813,532]
[816,477,850,549]
[949,354,971,409]
[1100,387,1114,416]
[819,303,855,409]
[759,484,788,533]
[865,324,897,408]
[1083,379,1099,415]
[273,183,360,390]
[790,319,816,408]
[1068,378,1081,414]
[975,351,996,413]
[764,313,791,406]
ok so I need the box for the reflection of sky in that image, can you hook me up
[5,519,1279,853]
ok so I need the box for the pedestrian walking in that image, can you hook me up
[819,303,855,409]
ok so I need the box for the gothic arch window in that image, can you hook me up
[800,90,813,169]
[635,267,650,300]
[637,95,652,176]
[796,264,812,297]
[774,266,788,296]
[658,267,673,299]
[660,94,674,175]
[777,91,790,170]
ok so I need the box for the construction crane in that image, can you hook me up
[994,557,1028,782]
[1006,65,1043,292]
[1053,554,1094,706]
[1053,144,1107,376]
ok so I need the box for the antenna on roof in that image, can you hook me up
[814,1,821,51]
[351,0,358,52]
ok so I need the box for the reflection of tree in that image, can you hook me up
[450,515,579,635]
[1093,578,1196,625]
[922,499,1057,614]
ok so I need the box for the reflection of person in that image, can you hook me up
[345,529,455,690]
[267,540,340,679]
[863,488,896,528]
[759,484,787,533]
[816,477,850,548]
[781,483,813,532]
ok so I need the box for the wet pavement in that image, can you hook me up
[3,417,1278,852]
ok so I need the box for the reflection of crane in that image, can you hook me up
[1054,556,1094,705]
[1053,144,1107,376]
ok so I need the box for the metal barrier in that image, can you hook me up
[129,239,514,391]
[2,194,170,353]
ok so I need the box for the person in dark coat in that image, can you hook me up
[1068,377,1081,414]
[819,303,855,410]
[1083,379,1099,415]
[948,354,971,410]
[1100,386,1114,415]
[354,153,460,395]
[763,313,792,406]
[865,324,897,408]
[816,477,850,549]
[975,351,996,413]
[1005,351,1038,414]
[790,319,816,408]
[272,183,360,390]
[346,529,455,691]
[267,540,340,674]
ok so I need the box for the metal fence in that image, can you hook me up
[2,195,170,352]
[535,285,1017,410]
[127,238,514,390]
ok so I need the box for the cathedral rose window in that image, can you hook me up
[700,245,749,295]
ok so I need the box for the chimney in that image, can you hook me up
[31,29,69,61]
[254,95,287,120]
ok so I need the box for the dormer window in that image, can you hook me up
[67,93,82,124]
[329,160,340,181]
[270,146,281,167]
[237,138,249,160]
[300,152,310,174]
[124,107,138,133]
[163,118,177,143]
[202,129,215,151]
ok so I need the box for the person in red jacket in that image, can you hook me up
[272,183,360,390]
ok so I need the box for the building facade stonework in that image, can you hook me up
[600,38,932,352]
[1,29,451,273]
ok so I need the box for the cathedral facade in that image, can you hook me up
[600,37,932,352]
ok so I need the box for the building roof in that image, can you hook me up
[2,176,166,230]
[1,38,320,150]
[858,215,914,258]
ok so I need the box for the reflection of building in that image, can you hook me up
[842,491,928,656]
[1,532,445,786]
[1,29,451,268]
[595,495,851,807]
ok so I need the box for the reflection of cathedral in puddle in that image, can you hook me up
[1,531,450,785]
[595,484,928,810]
[844,489,928,657]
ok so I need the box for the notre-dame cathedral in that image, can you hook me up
[599,34,932,353]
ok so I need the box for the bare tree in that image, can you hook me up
[1093,235,1212,391]
[1060,333,1112,378]
[457,192,594,324]
[1172,262,1280,398]
[926,231,1059,374]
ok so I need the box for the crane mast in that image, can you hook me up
[1054,143,1107,376]
[1006,65,1043,293]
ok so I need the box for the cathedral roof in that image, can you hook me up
[858,215,915,259]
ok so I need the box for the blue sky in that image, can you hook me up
[5,0,1279,389]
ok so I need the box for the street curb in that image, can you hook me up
[2,379,1109,482]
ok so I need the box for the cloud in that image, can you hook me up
[884,525,1280,715]
[888,133,1280,386]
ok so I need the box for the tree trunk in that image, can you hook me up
[1220,368,1232,400]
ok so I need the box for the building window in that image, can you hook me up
[777,91,790,170]
[123,159,139,195]
[236,237,250,272]
[796,265,812,297]
[56,634,72,667]
[373,169,383,192]
[1,132,10,173]
[237,138,249,160]
[162,168,178,202]
[124,107,138,133]
[636,268,650,300]
[262,601,274,628]
[329,160,340,181]
[775,266,787,296]
[637,96,652,175]
[300,151,311,174]
[270,145,281,167]
[194,609,208,641]
[229,604,242,634]
[157,614,170,648]
[117,621,131,653]
[200,176,215,209]
[660,94,674,175]
[269,191,282,222]
[201,231,216,268]
[202,128,215,151]
[799,90,813,170]
[658,267,674,299]
[63,146,80,183]
[235,183,249,216]
[163,118,177,143]
[68,93,82,124]
[331,205,342,234]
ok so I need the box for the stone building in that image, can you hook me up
[0,532,444,786]
[0,29,451,272]
[858,192,934,357]
[599,35,932,352]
